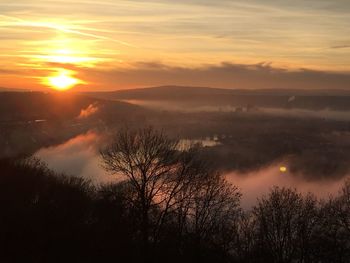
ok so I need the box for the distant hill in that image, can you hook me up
[85,86,350,111]
[0,87,26,92]
[0,91,149,158]
[0,92,144,122]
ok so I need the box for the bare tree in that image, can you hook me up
[234,211,258,262]
[170,168,242,258]
[100,127,244,262]
[191,172,241,243]
[334,179,350,234]
[100,128,207,254]
[252,187,318,263]
[317,179,350,262]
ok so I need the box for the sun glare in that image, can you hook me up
[33,37,98,90]
[46,70,80,91]
[36,48,99,65]
[279,166,287,173]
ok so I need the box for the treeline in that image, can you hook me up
[0,128,349,263]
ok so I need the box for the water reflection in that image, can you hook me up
[35,132,349,208]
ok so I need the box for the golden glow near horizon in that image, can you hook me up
[45,69,80,91]
[0,0,349,90]
[37,49,94,64]
[35,44,95,90]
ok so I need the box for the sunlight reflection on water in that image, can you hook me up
[35,133,349,208]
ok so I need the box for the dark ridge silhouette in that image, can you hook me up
[0,92,150,158]
[86,86,350,111]
[0,87,27,92]
[0,92,144,122]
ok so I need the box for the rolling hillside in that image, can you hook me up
[86,86,350,111]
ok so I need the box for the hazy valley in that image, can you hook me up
[1,86,349,207]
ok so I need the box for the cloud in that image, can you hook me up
[331,45,350,49]
[80,62,350,90]
[0,69,19,75]
[1,0,349,90]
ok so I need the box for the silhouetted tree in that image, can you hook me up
[2,141,349,263]
[0,158,94,263]
[182,172,240,245]
[334,179,350,235]
[91,182,140,261]
[252,187,318,263]
[233,211,258,262]
[100,127,213,260]
[315,180,350,262]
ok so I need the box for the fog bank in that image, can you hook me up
[35,133,349,209]
[35,132,118,183]
[225,163,349,208]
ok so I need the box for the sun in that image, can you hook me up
[48,74,77,90]
[45,70,81,91]
[48,73,78,90]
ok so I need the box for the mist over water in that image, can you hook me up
[35,132,349,208]
[126,99,350,121]
[35,132,116,183]
[225,165,348,208]
[261,108,350,121]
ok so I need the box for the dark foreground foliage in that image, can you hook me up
[0,132,349,263]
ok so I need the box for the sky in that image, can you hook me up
[0,0,349,91]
